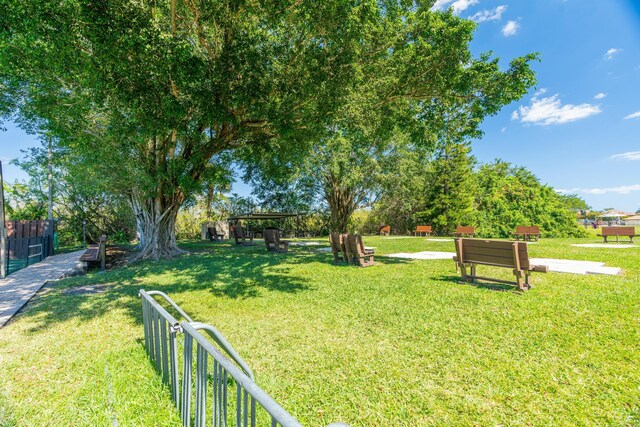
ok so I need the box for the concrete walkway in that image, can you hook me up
[0,250,85,327]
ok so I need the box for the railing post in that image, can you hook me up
[25,237,30,267]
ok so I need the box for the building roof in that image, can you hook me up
[227,212,302,221]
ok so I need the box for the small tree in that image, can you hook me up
[418,143,476,234]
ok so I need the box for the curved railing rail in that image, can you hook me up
[140,289,350,427]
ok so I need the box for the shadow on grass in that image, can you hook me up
[17,241,337,333]
[432,274,522,293]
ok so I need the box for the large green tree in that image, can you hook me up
[0,0,365,257]
[240,8,538,233]
[1,1,537,255]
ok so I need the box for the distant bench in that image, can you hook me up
[80,235,106,271]
[415,225,432,237]
[598,226,637,243]
[512,225,541,241]
[453,238,547,291]
[453,226,475,238]
[379,225,391,236]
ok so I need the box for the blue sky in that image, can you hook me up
[1,0,639,212]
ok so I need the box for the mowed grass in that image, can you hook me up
[0,236,639,426]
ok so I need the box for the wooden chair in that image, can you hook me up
[345,234,374,267]
[512,226,541,241]
[232,225,254,246]
[597,226,637,243]
[453,238,547,291]
[264,228,290,253]
[415,225,432,237]
[378,225,391,236]
[207,226,225,242]
[329,233,348,263]
[80,235,107,271]
[453,225,475,238]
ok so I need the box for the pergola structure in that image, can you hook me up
[227,212,305,237]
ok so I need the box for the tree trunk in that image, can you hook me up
[324,172,357,233]
[129,191,184,260]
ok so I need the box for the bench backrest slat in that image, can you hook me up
[264,228,282,245]
[416,225,432,233]
[458,238,530,270]
[329,233,342,253]
[600,226,635,236]
[515,225,540,235]
[455,226,475,235]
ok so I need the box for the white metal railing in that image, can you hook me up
[140,289,349,427]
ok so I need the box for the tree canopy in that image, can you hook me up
[1,0,538,254]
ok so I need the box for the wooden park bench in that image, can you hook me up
[329,232,348,264]
[345,234,375,267]
[415,225,432,237]
[80,235,106,271]
[598,226,638,243]
[453,238,548,291]
[207,226,225,242]
[232,225,254,246]
[512,225,541,241]
[453,225,475,238]
[264,228,290,253]
[379,225,391,236]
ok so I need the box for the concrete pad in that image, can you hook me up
[571,243,636,249]
[316,246,375,252]
[386,251,455,260]
[530,258,621,275]
[290,241,321,246]
[426,238,453,242]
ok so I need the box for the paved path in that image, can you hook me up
[0,250,85,327]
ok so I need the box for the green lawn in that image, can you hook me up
[1,236,639,426]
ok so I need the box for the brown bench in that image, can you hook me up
[379,225,391,236]
[232,225,254,246]
[79,235,106,271]
[415,225,432,237]
[597,226,637,243]
[453,238,547,291]
[345,234,374,267]
[512,225,541,241]
[207,226,225,242]
[453,226,475,238]
[329,233,348,264]
[264,228,290,253]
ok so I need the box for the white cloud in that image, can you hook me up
[611,151,640,161]
[500,127,507,133]
[557,184,640,195]
[469,5,507,23]
[502,20,519,37]
[594,92,607,100]
[512,94,601,126]
[534,88,547,97]
[624,111,640,120]
[604,48,621,60]
[432,0,478,14]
